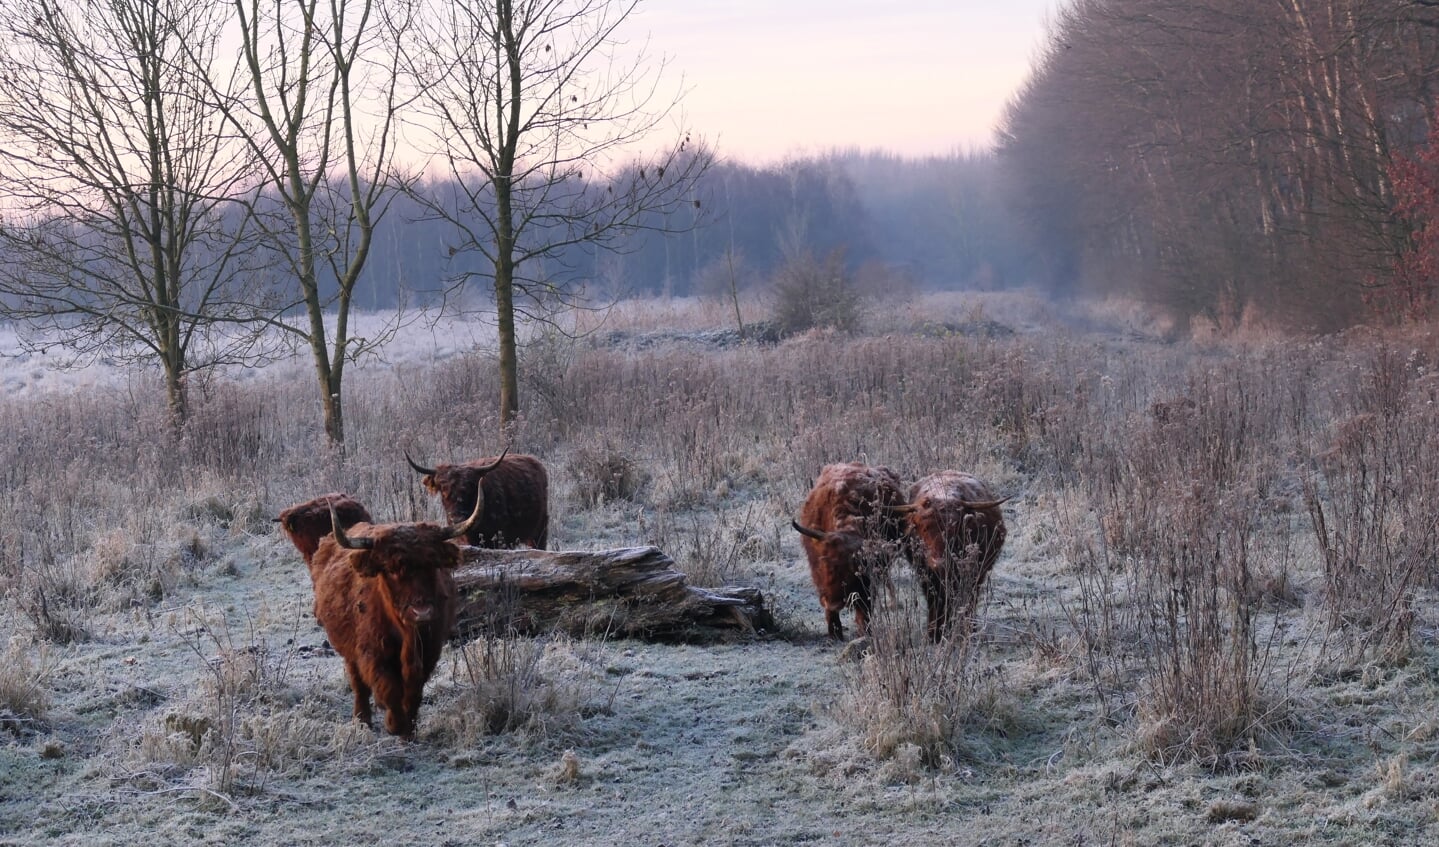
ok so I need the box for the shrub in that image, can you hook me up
[428,635,590,743]
[1303,347,1439,663]
[834,585,1018,767]
[567,440,649,508]
[769,248,862,335]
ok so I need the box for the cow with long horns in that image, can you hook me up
[296,493,483,739]
[406,449,549,549]
[791,462,908,640]
[901,471,1009,642]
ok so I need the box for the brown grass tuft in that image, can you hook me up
[0,637,50,735]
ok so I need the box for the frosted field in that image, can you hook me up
[3,293,1437,845]
[0,309,499,398]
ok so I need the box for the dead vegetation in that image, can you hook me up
[1,293,1437,844]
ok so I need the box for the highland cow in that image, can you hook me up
[407,449,549,549]
[298,495,482,739]
[791,462,907,640]
[275,493,373,566]
[902,471,1008,642]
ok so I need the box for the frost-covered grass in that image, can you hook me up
[1,292,1438,845]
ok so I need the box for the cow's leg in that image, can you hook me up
[823,604,845,640]
[371,670,415,740]
[924,573,948,643]
[399,685,424,739]
[344,659,373,728]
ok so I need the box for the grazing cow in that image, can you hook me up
[407,449,549,549]
[303,495,483,739]
[274,493,373,566]
[902,471,1008,642]
[791,462,908,640]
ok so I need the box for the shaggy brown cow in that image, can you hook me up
[791,462,907,640]
[274,493,373,566]
[304,495,483,739]
[902,471,1008,642]
[407,449,549,549]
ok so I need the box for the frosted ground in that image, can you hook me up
[0,309,499,399]
[1,293,1437,846]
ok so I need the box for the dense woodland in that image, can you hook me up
[1001,0,1439,332]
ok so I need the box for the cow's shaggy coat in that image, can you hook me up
[903,471,1008,642]
[409,452,549,549]
[281,495,481,739]
[792,462,907,640]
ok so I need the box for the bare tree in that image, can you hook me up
[0,0,267,426]
[399,0,710,424]
[196,0,413,446]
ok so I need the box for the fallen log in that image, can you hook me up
[452,545,772,641]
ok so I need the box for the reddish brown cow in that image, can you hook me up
[791,462,908,640]
[274,493,373,566]
[301,495,483,739]
[407,449,549,549]
[902,471,1008,643]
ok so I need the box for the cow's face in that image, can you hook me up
[379,560,456,624]
[349,526,461,624]
[424,468,484,522]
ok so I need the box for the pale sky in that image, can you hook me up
[631,0,1057,163]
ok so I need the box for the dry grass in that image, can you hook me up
[835,594,1021,768]
[2,292,1439,843]
[1303,347,1439,664]
[0,637,50,736]
[427,635,600,744]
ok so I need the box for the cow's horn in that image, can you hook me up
[404,450,436,476]
[330,499,373,550]
[444,482,487,541]
[791,519,829,541]
[960,495,1012,511]
[474,447,510,476]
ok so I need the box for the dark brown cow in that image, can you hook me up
[901,471,1008,643]
[407,449,549,549]
[274,493,373,566]
[301,495,482,739]
[791,462,907,640]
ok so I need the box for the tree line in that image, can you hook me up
[0,0,1028,442]
[998,0,1439,332]
[287,151,1033,308]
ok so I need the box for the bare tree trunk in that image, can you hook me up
[495,257,520,426]
[726,248,745,336]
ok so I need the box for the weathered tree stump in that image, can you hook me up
[452,545,772,641]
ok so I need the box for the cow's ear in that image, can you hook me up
[349,551,382,577]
